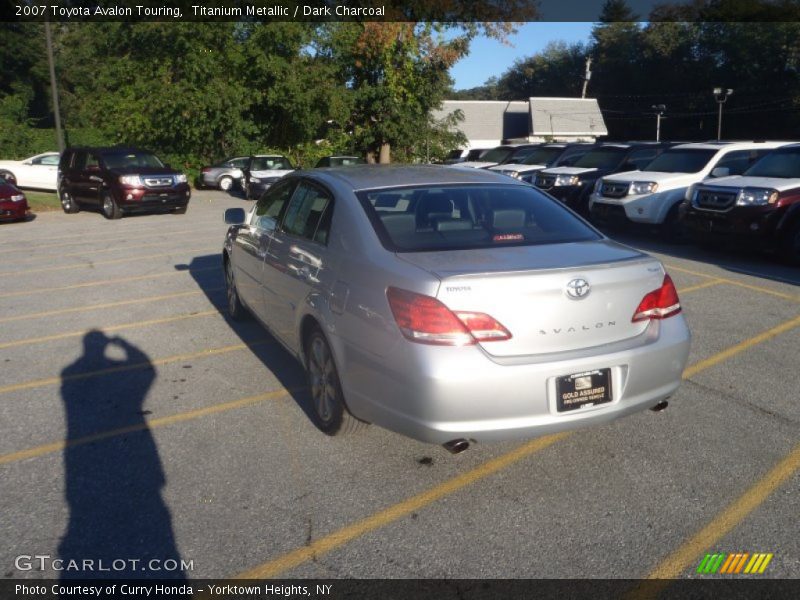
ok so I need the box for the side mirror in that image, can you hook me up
[710,167,730,178]
[224,207,246,225]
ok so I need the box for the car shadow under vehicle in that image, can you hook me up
[177,254,316,427]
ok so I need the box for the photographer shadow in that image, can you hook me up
[57,330,185,580]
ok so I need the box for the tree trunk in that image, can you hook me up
[378,142,391,164]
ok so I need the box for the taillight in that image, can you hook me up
[386,287,511,346]
[632,274,681,322]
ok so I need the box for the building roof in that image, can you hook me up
[433,101,530,141]
[528,98,608,137]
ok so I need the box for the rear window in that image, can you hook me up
[358,184,600,253]
[644,149,717,173]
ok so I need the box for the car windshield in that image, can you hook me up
[643,149,717,173]
[251,156,293,171]
[573,147,627,169]
[102,152,164,169]
[519,147,566,166]
[445,150,463,159]
[479,147,515,163]
[744,149,800,178]
[506,146,539,162]
[465,149,486,161]
[358,184,600,253]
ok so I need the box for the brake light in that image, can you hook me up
[386,287,511,345]
[632,274,681,322]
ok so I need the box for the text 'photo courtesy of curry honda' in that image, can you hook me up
[222,165,691,452]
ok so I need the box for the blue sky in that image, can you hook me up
[450,23,596,90]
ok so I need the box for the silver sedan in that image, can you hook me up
[222,166,691,451]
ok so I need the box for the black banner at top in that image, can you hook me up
[2,0,800,22]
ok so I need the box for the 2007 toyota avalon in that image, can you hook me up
[222,165,691,451]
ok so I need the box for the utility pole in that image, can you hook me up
[44,20,64,152]
[581,57,592,99]
[651,104,666,142]
[713,87,733,141]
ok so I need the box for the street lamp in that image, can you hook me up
[713,88,733,141]
[651,104,666,142]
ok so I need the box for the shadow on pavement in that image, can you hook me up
[58,331,186,580]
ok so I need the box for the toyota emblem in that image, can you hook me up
[566,278,590,299]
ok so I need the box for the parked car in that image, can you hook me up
[683,143,800,263]
[199,156,249,191]
[534,143,673,216]
[0,175,30,222]
[221,165,691,449]
[0,151,60,191]
[489,142,595,184]
[242,155,295,200]
[58,146,191,219]
[451,144,540,169]
[314,156,366,168]
[442,149,468,165]
[588,141,789,235]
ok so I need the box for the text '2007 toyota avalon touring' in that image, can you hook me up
[222,166,691,452]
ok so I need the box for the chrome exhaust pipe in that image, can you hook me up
[650,400,669,412]
[443,439,470,454]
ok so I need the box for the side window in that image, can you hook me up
[230,158,249,169]
[72,151,87,170]
[282,181,334,245]
[86,153,100,169]
[40,155,60,166]
[254,180,296,231]
[714,150,757,176]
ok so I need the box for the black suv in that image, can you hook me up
[58,146,191,219]
[534,142,674,216]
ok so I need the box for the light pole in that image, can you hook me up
[713,87,733,141]
[651,104,666,142]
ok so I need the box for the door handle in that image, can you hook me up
[89,175,103,182]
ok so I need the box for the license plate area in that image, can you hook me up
[556,368,612,412]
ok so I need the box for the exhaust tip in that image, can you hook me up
[443,439,470,454]
[650,400,669,413]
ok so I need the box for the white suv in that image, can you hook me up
[588,142,790,234]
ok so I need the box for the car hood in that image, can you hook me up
[452,161,499,169]
[0,160,24,168]
[540,166,605,177]
[695,175,800,192]
[489,163,548,174]
[603,171,698,187]
[397,239,645,277]
[109,166,181,176]
[251,169,293,178]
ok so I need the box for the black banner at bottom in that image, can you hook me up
[3,579,799,600]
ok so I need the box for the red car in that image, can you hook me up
[0,176,30,222]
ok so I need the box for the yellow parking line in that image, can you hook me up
[17,227,200,252]
[639,442,800,584]
[16,236,198,265]
[236,432,571,579]
[666,264,800,302]
[0,245,220,278]
[232,314,800,579]
[0,289,222,324]
[0,310,219,350]
[0,388,290,467]
[0,338,268,396]
[683,314,800,379]
[0,266,219,299]
[676,279,725,294]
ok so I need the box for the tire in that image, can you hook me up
[101,191,122,220]
[224,258,248,321]
[305,327,367,436]
[218,176,233,192]
[780,222,800,266]
[59,188,80,214]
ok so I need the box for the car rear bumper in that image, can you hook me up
[340,317,691,444]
